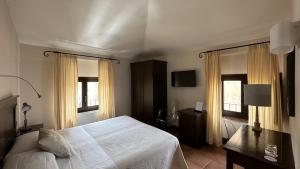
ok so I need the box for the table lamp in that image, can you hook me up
[244,84,271,132]
[20,102,32,132]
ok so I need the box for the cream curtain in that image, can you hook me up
[97,60,115,120]
[54,54,78,129]
[247,43,282,131]
[204,51,222,146]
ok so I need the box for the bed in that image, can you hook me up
[0,96,188,169]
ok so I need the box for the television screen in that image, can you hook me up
[172,70,196,87]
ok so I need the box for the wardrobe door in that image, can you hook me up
[153,61,167,121]
[142,62,153,124]
[131,63,144,122]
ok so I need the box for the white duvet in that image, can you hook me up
[56,116,188,169]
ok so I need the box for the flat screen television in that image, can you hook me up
[171,70,196,87]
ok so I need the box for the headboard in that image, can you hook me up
[0,96,17,166]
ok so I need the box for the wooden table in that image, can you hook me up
[224,125,295,169]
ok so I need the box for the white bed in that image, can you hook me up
[5,116,188,169]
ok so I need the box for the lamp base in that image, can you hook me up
[252,122,262,132]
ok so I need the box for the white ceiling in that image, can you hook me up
[7,0,148,57]
[144,0,293,54]
[7,0,293,58]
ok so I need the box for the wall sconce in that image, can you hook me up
[0,75,42,98]
[270,21,300,55]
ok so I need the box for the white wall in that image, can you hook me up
[0,0,20,99]
[78,59,98,77]
[220,50,247,74]
[290,0,300,167]
[20,44,131,128]
[0,0,20,126]
[114,58,131,116]
[19,44,56,128]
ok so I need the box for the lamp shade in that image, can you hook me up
[270,22,295,55]
[244,84,271,107]
[21,102,32,112]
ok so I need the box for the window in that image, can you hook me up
[77,77,99,113]
[222,74,248,119]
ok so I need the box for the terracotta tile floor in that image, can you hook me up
[181,144,243,169]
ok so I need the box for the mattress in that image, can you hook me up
[56,116,188,169]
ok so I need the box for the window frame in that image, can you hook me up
[78,77,98,113]
[221,74,248,120]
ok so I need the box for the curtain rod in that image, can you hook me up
[198,41,270,58]
[43,51,121,64]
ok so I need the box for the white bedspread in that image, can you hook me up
[57,116,188,169]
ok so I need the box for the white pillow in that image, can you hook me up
[38,128,72,158]
[3,151,59,169]
[6,131,39,158]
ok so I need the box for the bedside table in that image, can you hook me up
[17,123,44,136]
[178,108,206,148]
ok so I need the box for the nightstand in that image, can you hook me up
[178,108,206,148]
[17,123,44,136]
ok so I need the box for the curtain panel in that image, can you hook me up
[204,51,222,146]
[54,54,78,129]
[97,60,115,120]
[247,43,283,131]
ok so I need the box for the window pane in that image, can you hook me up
[223,81,241,113]
[87,82,99,107]
[77,82,82,108]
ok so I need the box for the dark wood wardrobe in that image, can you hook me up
[131,60,167,125]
